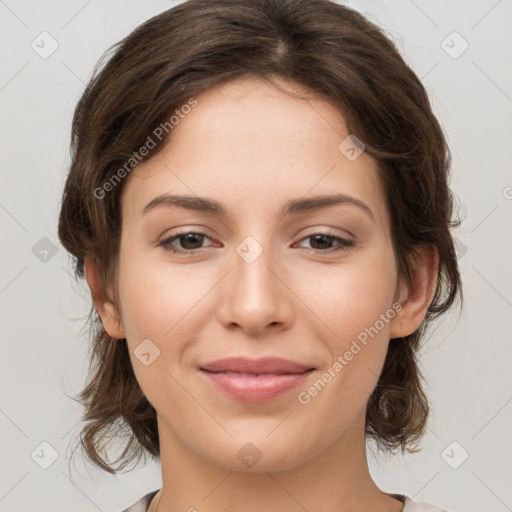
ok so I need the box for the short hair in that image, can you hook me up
[58,0,464,474]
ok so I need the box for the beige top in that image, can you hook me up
[120,490,451,511]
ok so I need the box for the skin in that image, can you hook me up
[85,74,438,512]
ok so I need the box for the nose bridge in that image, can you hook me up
[218,234,290,332]
[234,234,279,307]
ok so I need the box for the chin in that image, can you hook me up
[197,434,317,473]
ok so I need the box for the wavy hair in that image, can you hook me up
[58,0,464,473]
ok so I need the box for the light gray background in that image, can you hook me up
[1,1,511,511]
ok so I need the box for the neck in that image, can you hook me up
[150,408,404,512]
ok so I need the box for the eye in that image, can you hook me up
[157,230,355,256]
[158,231,213,254]
[295,231,354,254]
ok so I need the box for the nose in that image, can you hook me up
[216,239,293,336]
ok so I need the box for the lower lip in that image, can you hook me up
[200,369,314,402]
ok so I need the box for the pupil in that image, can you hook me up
[182,233,203,249]
[311,234,331,250]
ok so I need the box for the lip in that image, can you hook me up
[199,357,315,402]
[200,356,313,374]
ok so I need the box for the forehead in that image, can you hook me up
[121,75,388,230]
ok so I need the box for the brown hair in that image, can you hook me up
[58,0,464,474]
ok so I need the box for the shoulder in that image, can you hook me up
[402,495,452,511]
[119,489,160,512]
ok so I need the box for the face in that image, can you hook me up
[93,74,416,471]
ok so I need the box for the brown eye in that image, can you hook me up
[159,232,212,254]
[296,232,354,253]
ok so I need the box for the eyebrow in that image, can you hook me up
[141,193,375,222]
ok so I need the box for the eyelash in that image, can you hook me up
[157,230,354,255]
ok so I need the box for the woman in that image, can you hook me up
[58,1,463,511]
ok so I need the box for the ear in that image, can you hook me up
[389,245,439,339]
[84,256,126,339]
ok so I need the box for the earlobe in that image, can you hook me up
[84,256,126,339]
[389,245,439,339]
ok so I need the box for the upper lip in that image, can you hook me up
[200,357,314,374]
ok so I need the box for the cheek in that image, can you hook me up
[297,244,397,337]
[117,264,166,340]
[117,250,214,351]
[296,244,398,391]
[116,254,211,407]
[293,261,397,436]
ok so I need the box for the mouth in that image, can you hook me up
[200,356,314,374]
[202,370,308,376]
[199,357,315,402]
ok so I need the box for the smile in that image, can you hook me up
[200,368,315,402]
